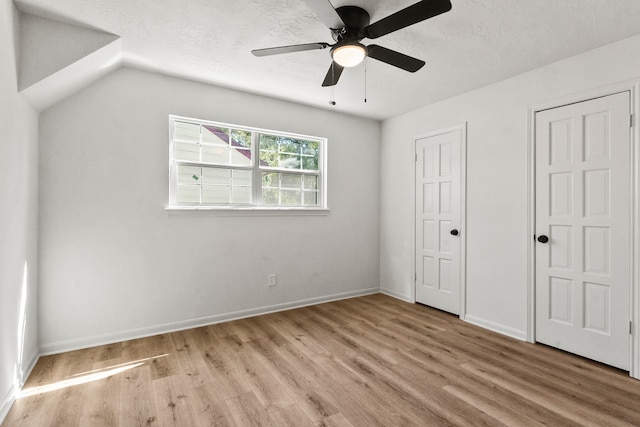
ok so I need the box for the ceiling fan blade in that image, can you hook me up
[367,45,425,72]
[303,0,345,29]
[252,42,330,57]
[363,0,452,39]
[322,62,344,87]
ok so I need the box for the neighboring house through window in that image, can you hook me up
[168,115,326,209]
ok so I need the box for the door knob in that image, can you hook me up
[450,229,459,236]
[537,235,549,243]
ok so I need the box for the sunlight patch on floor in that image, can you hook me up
[17,353,168,398]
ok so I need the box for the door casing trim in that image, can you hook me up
[527,80,640,379]
[412,123,467,319]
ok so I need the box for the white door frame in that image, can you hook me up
[412,123,467,319]
[527,81,640,378]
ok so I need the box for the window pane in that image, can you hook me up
[233,170,252,186]
[230,148,252,166]
[201,125,229,145]
[259,135,279,167]
[281,190,302,206]
[231,186,251,204]
[177,185,200,203]
[262,172,279,188]
[231,130,251,148]
[302,157,318,171]
[202,167,230,185]
[279,154,301,169]
[203,186,230,204]
[202,145,229,164]
[259,134,278,151]
[262,188,279,205]
[303,191,319,206]
[302,140,318,155]
[303,175,318,190]
[259,151,279,168]
[174,142,199,161]
[174,122,200,142]
[281,173,301,189]
[279,138,300,154]
[177,165,202,185]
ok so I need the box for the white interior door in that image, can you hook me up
[535,91,631,370]
[415,127,464,315]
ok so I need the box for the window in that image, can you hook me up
[168,116,326,210]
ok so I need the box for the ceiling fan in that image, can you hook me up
[251,0,452,87]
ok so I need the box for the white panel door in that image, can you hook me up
[535,92,631,370]
[415,128,463,314]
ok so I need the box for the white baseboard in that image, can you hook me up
[40,287,380,355]
[0,384,17,426]
[464,314,527,341]
[379,287,413,303]
[0,350,39,425]
[379,294,526,342]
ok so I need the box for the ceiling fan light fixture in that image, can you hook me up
[331,42,367,67]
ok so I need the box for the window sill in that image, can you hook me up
[165,206,330,216]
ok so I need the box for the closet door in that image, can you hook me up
[535,92,631,370]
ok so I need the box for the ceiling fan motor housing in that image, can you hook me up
[329,6,371,68]
[333,6,370,41]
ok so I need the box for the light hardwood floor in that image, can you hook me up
[4,293,640,426]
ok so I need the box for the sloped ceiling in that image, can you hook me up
[17,11,121,111]
[18,13,118,90]
[14,0,640,119]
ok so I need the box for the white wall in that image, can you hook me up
[0,0,40,421]
[380,34,640,339]
[38,67,381,353]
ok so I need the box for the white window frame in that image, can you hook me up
[166,115,328,215]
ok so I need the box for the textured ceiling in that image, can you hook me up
[14,0,640,120]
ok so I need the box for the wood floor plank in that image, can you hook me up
[198,344,253,400]
[118,364,157,426]
[405,348,583,426]
[170,330,214,388]
[4,294,640,427]
[461,361,634,427]
[266,337,407,426]
[307,353,403,427]
[225,391,275,427]
[189,383,235,427]
[268,316,325,357]
[78,359,122,427]
[345,354,506,427]
[151,375,196,426]
[24,382,85,426]
[120,334,178,381]
[317,413,355,427]
[247,338,340,423]
[230,340,295,412]
[443,384,548,427]
[269,404,315,427]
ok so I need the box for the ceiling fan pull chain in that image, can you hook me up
[364,57,367,103]
[329,63,337,105]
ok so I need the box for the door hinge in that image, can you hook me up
[630,321,633,335]
[631,114,634,128]
[415,272,417,282]
[415,153,418,162]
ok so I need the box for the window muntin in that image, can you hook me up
[169,116,325,208]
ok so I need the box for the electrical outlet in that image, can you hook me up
[268,273,277,287]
